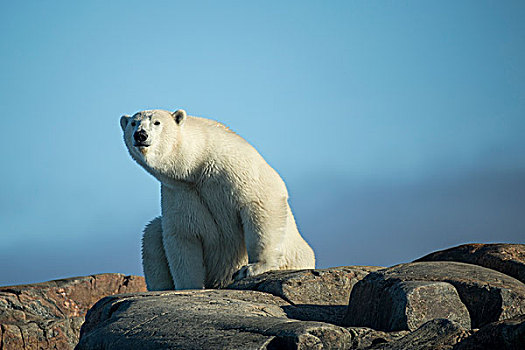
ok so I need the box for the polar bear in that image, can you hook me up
[120,109,315,290]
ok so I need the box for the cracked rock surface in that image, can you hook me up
[0,273,146,349]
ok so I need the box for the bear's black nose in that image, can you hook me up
[134,130,148,143]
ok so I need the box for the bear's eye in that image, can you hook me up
[154,121,160,125]
[131,121,136,127]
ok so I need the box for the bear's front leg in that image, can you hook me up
[162,231,205,290]
[235,196,288,280]
[161,184,207,290]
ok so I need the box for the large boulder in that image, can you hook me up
[415,243,525,284]
[0,274,146,350]
[75,289,353,350]
[342,261,525,331]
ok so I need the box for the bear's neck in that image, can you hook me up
[152,129,210,184]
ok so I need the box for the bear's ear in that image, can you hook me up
[172,109,187,125]
[120,115,131,131]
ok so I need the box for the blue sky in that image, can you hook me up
[1,1,524,286]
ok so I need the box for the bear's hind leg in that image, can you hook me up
[142,217,174,291]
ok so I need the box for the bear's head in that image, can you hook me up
[120,109,187,175]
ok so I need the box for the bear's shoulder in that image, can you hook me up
[187,116,252,149]
[189,116,237,135]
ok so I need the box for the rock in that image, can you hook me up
[395,282,470,331]
[76,289,353,350]
[345,327,409,349]
[0,273,146,350]
[7,244,525,349]
[229,266,382,325]
[344,278,470,332]
[373,319,472,350]
[454,314,525,350]
[342,262,525,330]
[74,259,525,349]
[415,243,525,284]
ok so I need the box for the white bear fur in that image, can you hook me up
[120,109,315,290]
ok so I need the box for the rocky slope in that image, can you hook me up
[2,243,524,349]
